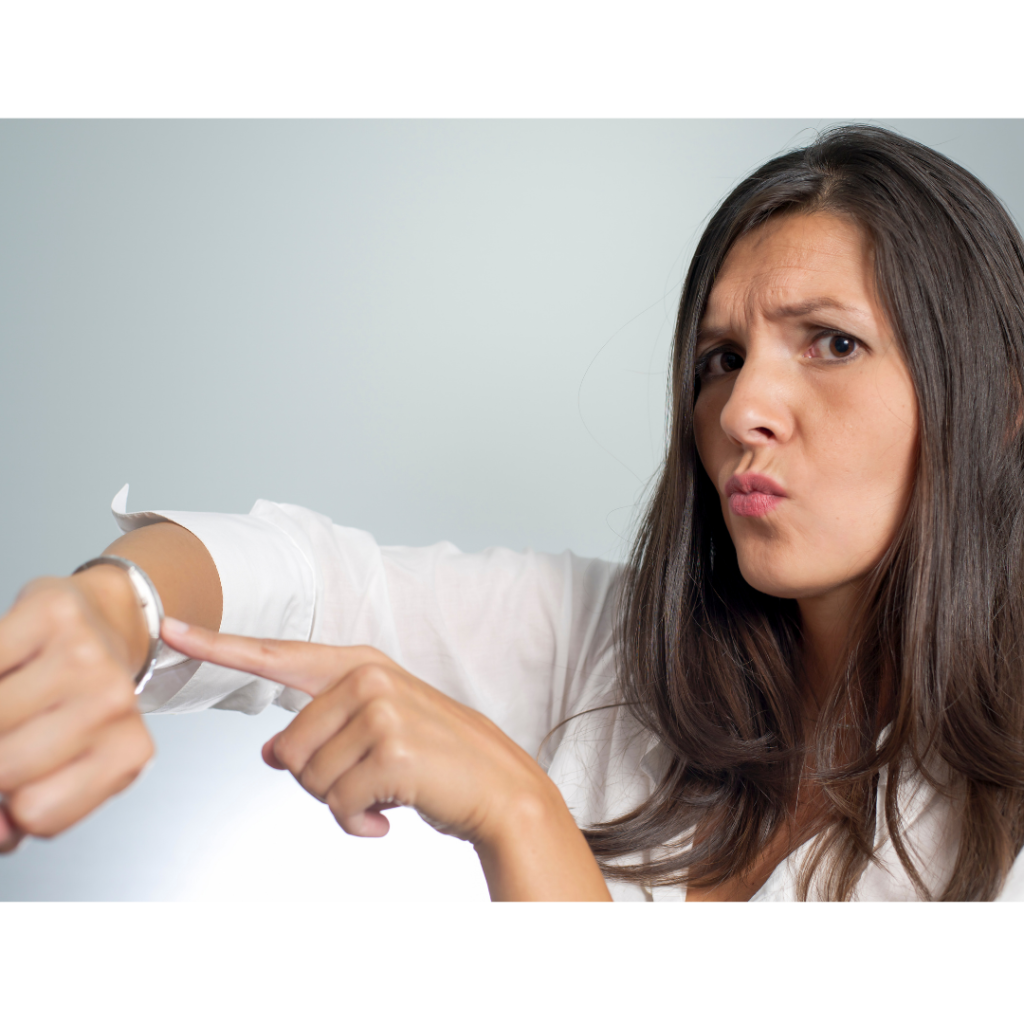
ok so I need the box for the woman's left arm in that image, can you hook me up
[161,618,612,902]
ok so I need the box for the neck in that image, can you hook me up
[796,583,863,712]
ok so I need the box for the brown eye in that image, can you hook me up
[809,332,862,362]
[696,347,744,381]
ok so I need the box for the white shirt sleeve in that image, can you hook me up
[114,487,623,760]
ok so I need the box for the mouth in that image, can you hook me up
[724,472,787,518]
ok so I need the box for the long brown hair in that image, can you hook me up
[585,125,1024,900]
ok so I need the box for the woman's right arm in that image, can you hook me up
[0,522,221,850]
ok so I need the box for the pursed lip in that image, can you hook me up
[724,472,787,517]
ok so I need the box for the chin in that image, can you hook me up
[734,549,829,601]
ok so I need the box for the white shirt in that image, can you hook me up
[111,486,1024,901]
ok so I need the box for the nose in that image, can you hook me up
[718,351,794,450]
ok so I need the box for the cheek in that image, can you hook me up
[799,374,919,559]
[859,413,918,526]
[693,391,726,476]
[825,375,917,502]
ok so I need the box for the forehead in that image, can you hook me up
[702,211,876,324]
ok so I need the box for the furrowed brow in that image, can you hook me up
[768,298,862,320]
[697,297,864,345]
[695,323,731,346]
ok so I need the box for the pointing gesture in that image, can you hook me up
[159,617,611,900]
[163,618,540,837]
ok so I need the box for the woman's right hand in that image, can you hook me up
[0,567,156,852]
[160,621,613,901]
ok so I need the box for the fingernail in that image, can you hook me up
[163,617,189,637]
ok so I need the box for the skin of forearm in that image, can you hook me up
[474,784,613,901]
[67,522,223,677]
[104,522,223,631]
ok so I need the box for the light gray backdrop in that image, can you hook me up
[2,120,1022,900]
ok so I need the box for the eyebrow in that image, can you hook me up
[696,297,865,345]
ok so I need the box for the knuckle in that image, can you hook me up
[376,735,412,770]
[8,793,57,837]
[44,588,86,630]
[111,763,144,796]
[325,785,355,823]
[65,638,107,674]
[97,683,136,718]
[272,734,305,774]
[298,763,327,800]
[363,697,399,735]
[349,645,383,663]
[126,721,155,767]
[111,721,154,775]
[351,664,394,702]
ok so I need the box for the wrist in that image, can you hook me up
[473,775,567,853]
[472,776,612,902]
[68,565,151,679]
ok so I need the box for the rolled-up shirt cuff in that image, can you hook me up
[110,484,316,715]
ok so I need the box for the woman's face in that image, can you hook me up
[693,211,919,603]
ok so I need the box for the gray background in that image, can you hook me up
[2,120,1022,900]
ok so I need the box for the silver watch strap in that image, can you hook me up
[73,555,164,694]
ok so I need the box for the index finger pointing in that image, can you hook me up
[160,619,391,697]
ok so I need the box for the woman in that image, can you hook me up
[1,124,1022,900]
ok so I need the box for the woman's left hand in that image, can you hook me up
[160,618,612,900]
